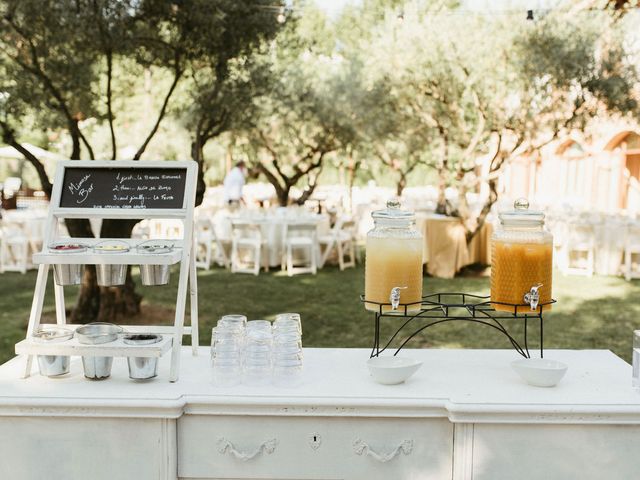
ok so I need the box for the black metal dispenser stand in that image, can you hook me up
[362,293,556,359]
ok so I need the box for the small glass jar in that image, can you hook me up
[364,200,423,313]
[491,199,553,312]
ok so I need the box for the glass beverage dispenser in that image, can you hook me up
[364,200,423,313]
[491,199,553,312]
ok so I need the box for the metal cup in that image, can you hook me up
[123,334,163,380]
[96,264,127,286]
[37,355,70,377]
[82,356,113,380]
[33,327,74,377]
[76,322,122,344]
[75,323,122,380]
[139,264,170,286]
[53,264,84,286]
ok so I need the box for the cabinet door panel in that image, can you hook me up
[473,423,640,480]
[0,417,176,480]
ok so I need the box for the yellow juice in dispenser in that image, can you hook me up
[490,199,553,313]
[491,240,553,312]
[365,237,423,312]
[364,200,423,313]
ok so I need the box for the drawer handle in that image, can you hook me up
[352,438,413,463]
[217,437,278,461]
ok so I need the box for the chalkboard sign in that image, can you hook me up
[59,166,187,209]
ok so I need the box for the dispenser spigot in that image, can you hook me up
[390,286,408,310]
[524,284,543,311]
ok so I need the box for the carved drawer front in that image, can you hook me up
[178,415,453,480]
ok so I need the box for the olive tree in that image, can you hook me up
[358,2,639,240]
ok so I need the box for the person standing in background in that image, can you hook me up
[223,160,246,207]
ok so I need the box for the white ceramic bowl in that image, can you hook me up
[511,358,568,387]
[367,356,422,385]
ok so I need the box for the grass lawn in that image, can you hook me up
[1,264,638,364]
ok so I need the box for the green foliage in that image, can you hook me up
[337,1,639,229]
[0,0,638,204]
[225,6,361,205]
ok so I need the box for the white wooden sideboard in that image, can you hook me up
[0,348,639,480]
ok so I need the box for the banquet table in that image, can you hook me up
[230,213,328,267]
[416,213,492,278]
[0,347,638,480]
[1,209,47,241]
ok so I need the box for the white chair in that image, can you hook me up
[546,215,568,270]
[195,218,214,270]
[336,219,357,270]
[282,223,318,276]
[195,218,230,270]
[25,217,46,257]
[0,223,29,274]
[231,221,268,276]
[623,223,640,281]
[318,217,343,268]
[211,212,233,267]
[562,222,595,277]
[318,218,357,270]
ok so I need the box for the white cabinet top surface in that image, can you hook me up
[0,348,638,424]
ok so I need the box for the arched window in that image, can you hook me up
[604,131,640,151]
[556,139,585,157]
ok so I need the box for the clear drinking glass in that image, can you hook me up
[218,314,247,334]
[272,355,303,387]
[243,330,272,386]
[272,330,303,387]
[247,320,272,334]
[274,313,302,334]
[633,330,640,389]
[210,327,217,365]
[211,329,242,387]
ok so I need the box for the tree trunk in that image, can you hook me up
[277,188,290,207]
[396,173,407,198]
[435,168,447,214]
[191,138,206,207]
[70,218,142,323]
[456,184,477,244]
[466,177,499,245]
[347,156,360,214]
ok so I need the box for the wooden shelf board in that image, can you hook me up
[15,334,173,358]
[33,238,183,265]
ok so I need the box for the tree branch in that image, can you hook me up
[1,17,95,159]
[78,128,96,160]
[296,162,324,205]
[105,49,116,159]
[0,120,52,196]
[133,57,183,160]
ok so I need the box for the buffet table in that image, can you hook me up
[0,347,639,480]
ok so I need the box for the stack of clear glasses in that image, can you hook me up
[210,313,303,387]
[211,314,246,386]
[243,328,272,386]
[272,313,303,387]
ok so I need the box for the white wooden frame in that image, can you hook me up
[16,160,199,382]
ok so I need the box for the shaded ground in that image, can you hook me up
[1,265,638,364]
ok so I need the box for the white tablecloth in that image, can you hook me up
[230,213,329,267]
